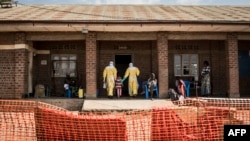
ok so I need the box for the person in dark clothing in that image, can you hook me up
[64,73,73,98]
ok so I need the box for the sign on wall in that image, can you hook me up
[41,60,47,65]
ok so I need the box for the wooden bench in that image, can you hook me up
[0,0,18,8]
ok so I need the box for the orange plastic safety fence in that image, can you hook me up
[0,98,250,141]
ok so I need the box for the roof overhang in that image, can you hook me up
[0,21,250,32]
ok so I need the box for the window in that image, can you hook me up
[52,54,77,77]
[174,54,198,77]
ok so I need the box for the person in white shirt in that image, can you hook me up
[201,61,211,97]
[147,73,157,100]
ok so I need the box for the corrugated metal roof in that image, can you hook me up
[0,5,250,23]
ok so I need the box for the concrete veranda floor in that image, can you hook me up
[82,98,176,111]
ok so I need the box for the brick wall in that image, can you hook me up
[14,33,29,99]
[226,33,240,98]
[85,32,97,98]
[0,48,30,99]
[0,33,15,44]
[0,33,15,98]
[0,50,15,98]
[0,33,29,99]
[210,41,227,96]
[157,32,169,98]
[14,49,29,99]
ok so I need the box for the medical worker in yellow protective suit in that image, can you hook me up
[122,63,140,97]
[103,61,117,98]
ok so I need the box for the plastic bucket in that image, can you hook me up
[78,89,84,98]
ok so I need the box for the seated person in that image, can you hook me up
[147,73,157,99]
[140,73,157,98]
[175,77,186,105]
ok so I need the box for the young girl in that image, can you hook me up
[115,76,123,98]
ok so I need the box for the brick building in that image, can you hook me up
[0,5,249,99]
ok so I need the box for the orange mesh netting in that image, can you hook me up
[0,98,250,141]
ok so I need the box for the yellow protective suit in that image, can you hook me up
[103,65,117,96]
[123,66,140,96]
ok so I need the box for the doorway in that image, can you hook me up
[238,50,250,97]
[115,55,132,97]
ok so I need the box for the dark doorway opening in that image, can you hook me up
[238,50,250,97]
[115,55,131,97]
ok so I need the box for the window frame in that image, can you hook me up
[174,54,199,77]
[51,54,77,77]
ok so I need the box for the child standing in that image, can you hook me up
[115,76,123,98]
